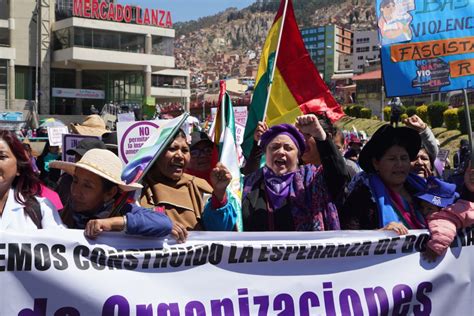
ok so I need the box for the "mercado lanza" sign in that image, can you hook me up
[73,0,172,28]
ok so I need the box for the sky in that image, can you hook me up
[117,0,257,23]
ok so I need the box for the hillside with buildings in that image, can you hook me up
[174,0,376,92]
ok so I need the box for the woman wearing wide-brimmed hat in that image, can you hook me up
[50,149,177,240]
[341,124,427,233]
[241,114,349,231]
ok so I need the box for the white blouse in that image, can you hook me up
[0,189,64,230]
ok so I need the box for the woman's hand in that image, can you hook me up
[254,121,268,142]
[170,221,188,244]
[380,221,409,235]
[295,114,326,141]
[403,115,427,133]
[210,162,232,201]
[84,217,125,239]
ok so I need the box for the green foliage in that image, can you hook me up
[443,108,459,130]
[399,105,407,114]
[383,106,391,121]
[400,113,408,121]
[359,107,372,118]
[457,106,474,134]
[416,105,428,123]
[351,105,364,118]
[427,101,449,128]
[406,106,417,117]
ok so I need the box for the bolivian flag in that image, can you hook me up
[242,0,345,158]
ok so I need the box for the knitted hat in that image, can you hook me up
[260,124,306,156]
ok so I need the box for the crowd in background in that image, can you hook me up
[1,112,473,262]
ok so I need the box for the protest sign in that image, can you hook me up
[117,120,166,164]
[211,106,248,144]
[117,112,136,122]
[377,0,474,97]
[3,229,474,315]
[47,126,69,147]
[61,134,101,163]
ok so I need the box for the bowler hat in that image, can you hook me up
[358,124,421,173]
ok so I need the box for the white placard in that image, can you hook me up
[47,126,69,147]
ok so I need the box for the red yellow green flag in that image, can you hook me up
[242,0,345,158]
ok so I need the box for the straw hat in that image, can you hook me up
[70,115,109,137]
[49,149,142,192]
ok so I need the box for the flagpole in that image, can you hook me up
[261,0,289,122]
[220,83,226,149]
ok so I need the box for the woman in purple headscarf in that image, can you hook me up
[242,114,349,231]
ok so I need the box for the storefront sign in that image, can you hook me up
[73,0,173,28]
[52,88,105,99]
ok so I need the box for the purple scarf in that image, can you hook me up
[263,167,296,209]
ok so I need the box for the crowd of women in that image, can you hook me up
[1,113,473,262]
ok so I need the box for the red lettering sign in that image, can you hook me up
[72,0,173,28]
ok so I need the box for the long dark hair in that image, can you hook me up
[0,130,42,225]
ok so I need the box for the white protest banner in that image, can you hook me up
[47,126,69,147]
[211,106,247,144]
[62,134,101,163]
[2,229,474,315]
[117,119,166,164]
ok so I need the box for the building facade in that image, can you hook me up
[352,30,380,74]
[0,0,189,116]
[301,24,353,84]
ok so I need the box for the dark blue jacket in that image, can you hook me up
[123,203,173,237]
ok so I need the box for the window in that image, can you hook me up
[15,67,35,100]
[0,60,6,86]
[356,47,370,53]
[356,37,369,44]
[357,56,364,60]
[0,29,9,46]
[152,36,174,56]
[372,46,380,51]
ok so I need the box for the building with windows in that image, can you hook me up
[0,0,189,116]
[352,30,380,74]
[301,25,353,84]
